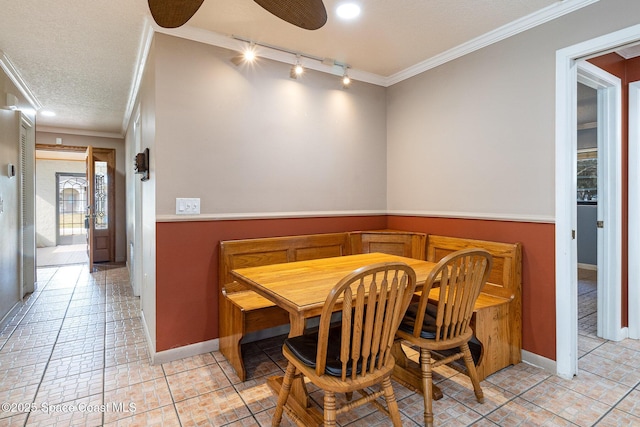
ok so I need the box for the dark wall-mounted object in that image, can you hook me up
[134,148,150,181]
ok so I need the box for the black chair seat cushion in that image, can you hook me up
[398,302,439,339]
[285,325,367,377]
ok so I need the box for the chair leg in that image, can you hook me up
[420,348,434,427]
[324,390,337,427]
[381,376,402,427]
[272,363,296,426]
[461,342,484,403]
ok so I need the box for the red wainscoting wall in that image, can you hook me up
[386,216,556,361]
[156,214,556,362]
[155,215,387,352]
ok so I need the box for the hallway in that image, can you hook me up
[0,265,639,426]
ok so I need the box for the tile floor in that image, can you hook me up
[0,265,639,426]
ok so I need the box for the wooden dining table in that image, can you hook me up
[231,252,440,426]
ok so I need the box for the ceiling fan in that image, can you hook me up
[148,0,327,30]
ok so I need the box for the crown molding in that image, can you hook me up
[122,19,155,134]
[386,0,599,86]
[0,50,42,110]
[147,0,598,88]
[37,126,124,139]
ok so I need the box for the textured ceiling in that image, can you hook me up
[0,0,596,136]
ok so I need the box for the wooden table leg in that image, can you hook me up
[391,341,443,400]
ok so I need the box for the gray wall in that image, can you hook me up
[152,34,388,217]
[578,204,597,265]
[386,0,640,221]
[0,65,36,323]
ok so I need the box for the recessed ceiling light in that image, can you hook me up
[40,110,56,117]
[336,3,361,20]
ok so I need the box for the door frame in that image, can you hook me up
[629,81,640,339]
[36,143,116,266]
[577,62,622,340]
[555,26,636,379]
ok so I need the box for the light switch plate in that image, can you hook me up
[176,198,200,215]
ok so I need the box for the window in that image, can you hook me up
[577,149,597,203]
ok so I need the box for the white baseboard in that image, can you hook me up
[521,350,557,377]
[140,310,221,366]
[151,339,219,365]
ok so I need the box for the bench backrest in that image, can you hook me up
[350,230,426,260]
[426,235,522,300]
[219,232,351,293]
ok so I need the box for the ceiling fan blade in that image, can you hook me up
[148,0,204,28]
[253,0,327,30]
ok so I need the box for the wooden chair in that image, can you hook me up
[272,262,418,427]
[395,249,492,427]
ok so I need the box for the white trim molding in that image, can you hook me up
[387,210,554,224]
[629,81,640,339]
[155,210,553,223]
[521,350,557,376]
[0,50,42,110]
[151,339,219,365]
[387,0,599,86]
[156,210,387,222]
[36,126,124,140]
[146,0,598,88]
[555,22,640,380]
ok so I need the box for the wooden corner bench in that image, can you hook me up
[219,233,352,380]
[218,230,426,380]
[425,235,522,380]
[218,230,519,382]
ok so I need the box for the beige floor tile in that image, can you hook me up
[105,341,149,368]
[485,362,551,395]
[578,334,606,358]
[103,378,173,423]
[102,404,181,427]
[161,353,216,376]
[166,364,232,402]
[34,368,103,405]
[57,322,105,344]
[614,388,640,418]
[0,345,53,370]
[50,336,105,360]
[486,396,575,426]
[0,412,28,426]
[579,353,640,387]
[439,373,515,415]
[104,326,146,349]
[234,378,280,415]
[174,386,252,426]
[24,394,104,427]
[253,406,297,426]
[595,408,640,426]
[0,384,39,420]
[548,369,633,406]
[104,359,165,392]
[397,392,482,426]
[43,351,104,380]
[0,362,47,392]
[521,379,611,426]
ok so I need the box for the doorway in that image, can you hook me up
[35,144,116,268]
[556,26,637,379]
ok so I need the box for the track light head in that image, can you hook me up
[290,57,304,79]
[342,68,351,88]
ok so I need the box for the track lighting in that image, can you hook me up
[342,68,351,88]
[231,36,353,86]
[290,56,304,79]
[231,44,257,66]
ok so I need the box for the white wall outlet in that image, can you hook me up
[176,198,200,215]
